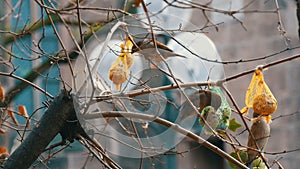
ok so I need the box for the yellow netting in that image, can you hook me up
[108,53,129,91]
[108,37,133,91]
[241,68,277,116]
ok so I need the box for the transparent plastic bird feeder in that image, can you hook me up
[72,13,225,158]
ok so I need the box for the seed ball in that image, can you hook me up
[253,93,277,115]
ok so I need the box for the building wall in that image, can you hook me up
[2,0,299,168]
[188,0,300,168]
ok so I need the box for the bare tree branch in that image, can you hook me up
[296,0,300,38]
[83,111,249,169]
[4,90,73,169]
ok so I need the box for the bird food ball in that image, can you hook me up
[253,93,277,115]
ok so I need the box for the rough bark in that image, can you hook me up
[4,90,74,169]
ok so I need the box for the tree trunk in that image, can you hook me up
[4,90,74,169]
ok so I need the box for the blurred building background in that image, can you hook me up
[187,0,300,168]
[0,0,299,168]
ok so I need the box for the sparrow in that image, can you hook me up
[246,115,270,165]
[108,35,186,91]
[131,37,186,67]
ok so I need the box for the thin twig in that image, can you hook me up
[272,110,300,121]
[219,54,300,83]
[96,53,300,102]
[84,111,249,169]
[274,0,290,46]
[94,82,212,102]
[221,84,270,168]
[0,72,53,99]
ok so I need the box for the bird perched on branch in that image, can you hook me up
[246,115,270,165]
[131,36,186,68]
[108,35,186,91]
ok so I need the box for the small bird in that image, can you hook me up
[131,37,186,67]
[246,115,270,165]
[108,35,186,91]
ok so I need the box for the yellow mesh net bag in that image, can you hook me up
[241,67,278,117]
[108,37,133,91]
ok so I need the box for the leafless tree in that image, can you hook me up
[0,0,299,169]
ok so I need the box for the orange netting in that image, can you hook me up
[108,36,134,91]
[241,68,277,116]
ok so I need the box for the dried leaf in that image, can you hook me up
[7,109,19,126]
[0,146,9,159]
[0,128,6,134]
[123,36,134,52]
[134,0,142,7]
[245,69,263,108]
[0,147,7,154]
[0,86,5,102]
[18,105,29,118]
[241,107,249,114]
[0,153,9,159]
